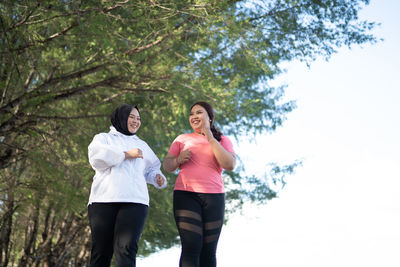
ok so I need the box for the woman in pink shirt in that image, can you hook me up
[163,101,236,267]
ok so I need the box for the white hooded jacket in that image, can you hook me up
[88,126,166,206]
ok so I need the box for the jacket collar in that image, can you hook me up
[109,126,139,139]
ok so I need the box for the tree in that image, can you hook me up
[0,0,376,265]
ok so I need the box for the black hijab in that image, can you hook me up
[110,104,138,136]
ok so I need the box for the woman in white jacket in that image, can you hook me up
[87,104,167,267]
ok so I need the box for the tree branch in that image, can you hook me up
[0,64,108,114]
[248,3,308,23]
[27,114,108,121]
[5,3,40,32]
[124,15,193,55]
[102,0,130,13]
[3,21,79,54]
[53,76,123,101]
[125,32,170,55]
[40,22,78,43]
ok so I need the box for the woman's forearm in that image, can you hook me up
[208,138,236,171]
[163,155,179,173]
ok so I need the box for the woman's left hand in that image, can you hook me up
[155,174,165,187]
[201,118,213,141]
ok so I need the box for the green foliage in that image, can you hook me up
[0,0,376,265]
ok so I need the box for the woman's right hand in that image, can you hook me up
[163,150,191,173]
[124,148,143,159]
[177,149,191,165]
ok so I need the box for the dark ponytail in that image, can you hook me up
[190,101,222,141]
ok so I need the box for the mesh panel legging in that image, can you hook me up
[173,190,225,267]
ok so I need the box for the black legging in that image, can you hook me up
[88,202,148,267]
[173,190,225,267]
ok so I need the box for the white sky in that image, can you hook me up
[138,0,400,266]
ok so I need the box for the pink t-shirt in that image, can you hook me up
[168,132,235,193]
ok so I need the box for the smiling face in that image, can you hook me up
[189,104,210,133]
[127,108,141,134]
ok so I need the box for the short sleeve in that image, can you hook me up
[167,136,183,157]
[220,136,234,153]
